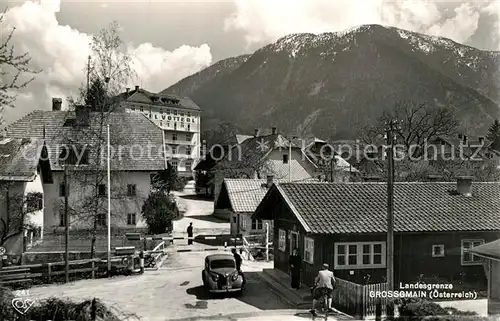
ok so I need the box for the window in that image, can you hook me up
[140,107,144,112]
[187,112,191,116]
[174,110,177,115]
[59,208,65,227]
[251,219,263,230]
[278,229,286,251]
[304,237,314,264]
[59,183,66,197]
[171,161,178,168]
[181,118,184,122]
[180,123,184,128]
[461,239,484,265]
[186,134,192,141]
[185,161,192,169]
[174,123,177,130]
[283,154,289,164]
[127,184,136,196]
[127,213,136,226]
[187,118,190,123]
[233,216,236,223]
[335,242,386,269]
[186,147,191,155]
[187,124,191,131]
[432,245,445,257]
[98,184,106,196]
[192,118,195,123]
[96,214,106,226]
[172,134,177,141]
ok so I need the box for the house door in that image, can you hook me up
[289,231,299,255]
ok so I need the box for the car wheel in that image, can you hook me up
[202,273,206,287]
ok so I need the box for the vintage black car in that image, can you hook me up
[202,254,243,295]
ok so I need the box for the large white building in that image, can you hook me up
[118,86,201,178]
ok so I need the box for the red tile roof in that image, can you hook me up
[254,182,500,234]
[4,110,166,171]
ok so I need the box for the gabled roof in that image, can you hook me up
[254,182,500,234]
[469,239,500,261]
[0,138,51,182]
[4,110,166,171]
[235,134,253,144]
[218,178,317,213]
[263,159,315,181]
[117,88,200,111]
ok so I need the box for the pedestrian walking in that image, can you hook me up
[232,248,246,288]
[187,222,193,245]
[289,247,302,289]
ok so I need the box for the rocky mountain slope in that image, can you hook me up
[164,24,500,139]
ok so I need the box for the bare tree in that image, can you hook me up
[0,9,41,122]
[0,183,41,247]
[359,101,458,151]
[56,21,138,258]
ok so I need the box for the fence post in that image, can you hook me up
[47,263,52,283]
[91,260,95,279]
[91,298,97,321]
[375,297,382,321]
[265,223,269,262]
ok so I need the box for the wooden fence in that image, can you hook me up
[0,258,102,285]
[332,277,388,319]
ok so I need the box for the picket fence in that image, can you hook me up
[332,278,388,319]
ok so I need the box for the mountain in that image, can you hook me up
[163,24,500,140]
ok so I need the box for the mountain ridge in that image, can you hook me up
[164,24,500,139]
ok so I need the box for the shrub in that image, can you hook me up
[396,298,480,321]
[0,286,139,320]
[141,192,177,234]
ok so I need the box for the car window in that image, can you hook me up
[210,259,235,269]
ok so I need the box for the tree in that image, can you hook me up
[141,192,177,235]
[0,9,40,122]
[202,122,241,148]
[487,119,500,151]
[57,21,138,258]
[359,101,459,152]
[152,162,180,194]
[0,183,37,247]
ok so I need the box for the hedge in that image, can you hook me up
[396,298,492,321]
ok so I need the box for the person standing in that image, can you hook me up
[289,248,302,289]
[232,248,246,288]
[187,222,193,245]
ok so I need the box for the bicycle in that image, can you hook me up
[310,287,330,320]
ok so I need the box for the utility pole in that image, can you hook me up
[64,165,69,284]
[385,119,399,292]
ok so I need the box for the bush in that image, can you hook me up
[141,192,177,234]
[0,286,139,320]
[396,298,481,321]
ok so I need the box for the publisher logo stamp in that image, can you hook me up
[11,290,35,315]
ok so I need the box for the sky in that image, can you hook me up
[1,0,500,125]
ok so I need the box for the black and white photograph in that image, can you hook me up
[0,0,500,320]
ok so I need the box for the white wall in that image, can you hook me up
[25,174,44,228]
[43,170,156,232]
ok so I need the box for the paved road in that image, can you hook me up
[26,248,298,321]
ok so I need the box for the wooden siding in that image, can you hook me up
[273,196,499,291]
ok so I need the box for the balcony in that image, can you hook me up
[164,139,193,145]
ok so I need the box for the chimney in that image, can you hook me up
[266,175,274,188]
[478,136,485,145]
[75,105,90,126]
[254,129,259,137]
[135,85,139,91]
[456,176,473,197]
[427,175,443,182]
[52,98,62,111]
[272,127,277,135]
[126,87,130,93]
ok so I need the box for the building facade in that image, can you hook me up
[4,101,168,234]
[118,86,201,178]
